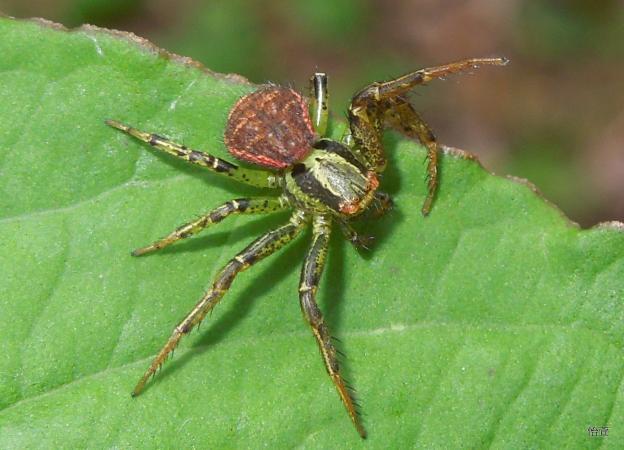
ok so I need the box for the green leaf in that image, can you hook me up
[1,17,623,449]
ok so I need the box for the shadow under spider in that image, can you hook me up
[151,226,312,387]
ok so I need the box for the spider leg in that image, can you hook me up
[371,191,394,218]
[347,56,508,174]
[132,195,290,256]
[346,100,386,172]
[106,120,279,188]
[132,211,308,396]
[309,73,329,136]
[300,215,366,438]
[375,57,508,98]
[384,98,439,215]
[338,220,374,251]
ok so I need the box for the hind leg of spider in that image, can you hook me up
[132,211,308,396]
[132,196,290,256]
[106,119,278,188]
[299,215,366,438]
[384,98,439,215]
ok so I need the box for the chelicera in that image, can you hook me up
[106,57,507,438]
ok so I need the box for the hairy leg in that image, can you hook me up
[106,120,279,188]
[309,72,329,136]
[384,98,439,215]
[299,215,366,438]
[338,220,374,251]
[347,57,508,174]
[132,211,308,396]
[371,191,394,218]
[132,196,290,256]
[375,57,508,98]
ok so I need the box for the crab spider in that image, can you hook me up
[106,56,507,438]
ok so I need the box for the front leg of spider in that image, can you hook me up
[348,57,508,215]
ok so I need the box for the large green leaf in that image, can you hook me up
[1,17,623,449]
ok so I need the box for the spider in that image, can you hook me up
[106,56,507,438]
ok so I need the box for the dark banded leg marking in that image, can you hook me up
[132,196,290,256]
[299,215,366,438]
[383,98,439,215]
[131,211,308,397]
[105,119,279,188]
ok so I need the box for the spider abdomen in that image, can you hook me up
[286,144,378,217]
[224,87,316,169]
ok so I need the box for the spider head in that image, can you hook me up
[285,139,379,217]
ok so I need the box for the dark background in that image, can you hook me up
[3,0,623,226]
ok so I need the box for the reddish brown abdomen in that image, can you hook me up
[224,87,316,169]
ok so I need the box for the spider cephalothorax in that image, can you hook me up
[106,57,507,438]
